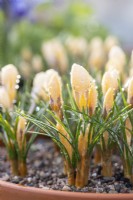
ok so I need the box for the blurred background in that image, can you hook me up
[0,0,133,68]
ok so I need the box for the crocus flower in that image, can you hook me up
[42,39,68,74]
[65,36,88,58]
[107,46,126,74]
[102,69,119,96]
[71,63,92,111]
[104,35,119,53]
[103,88,114,117]
[32,55,43,72]
[1,64,19,104]
[47,72,63,119]
[32,72,48,102]
[0,87,11,110]
[127,77,133,106]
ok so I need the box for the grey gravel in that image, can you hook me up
[0,139,132,193]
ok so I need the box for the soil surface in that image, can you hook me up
[0,139,133,193]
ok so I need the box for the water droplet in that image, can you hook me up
[15,85,19,89]
[36,106,40,112]
[17,75,21,79]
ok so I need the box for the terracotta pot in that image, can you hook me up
[0,180,133,200]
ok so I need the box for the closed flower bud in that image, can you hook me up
[21,48,32,62]
[102,69,119,96]
[1,64,19,103]
[0,87,11,110]
[65,36,88,58]
[125,118,132,146]
[127,77,133,106]
[90,37,103,51]
[44,69,59,92]
[32,55,43,72]
[103,88,114,117]
[42,39,68,74]
[89,48,105,70]
[108,46,126,73]
[71,63,93,111]
[88,83,98,116]
[32,72,48,102]
[48,73,63,118]
[19,61,32,80]
[104,36,119,53]
[17,116,26,150]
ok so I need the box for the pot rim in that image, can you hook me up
[0,180,133,199]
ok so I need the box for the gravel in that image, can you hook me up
[0,139,132,193]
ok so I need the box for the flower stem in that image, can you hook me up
[66,161,75,186]
[101,151,112,177]
[94,145,102,165]
[75,155,89,188]
[10,159,19,176]
[19,160,27,177]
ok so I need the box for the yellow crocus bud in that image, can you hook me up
[65,36,88,58]
[1,64,19,104]
[17,116,26,150]
[32,55,43,72]
[42,39,68,74]
[108,46,126,73]
[88,83,98,116]
[125,118,132,146]
[71,63,93,111]
[127,77,133,106]
[19,61,31,80]
[21,48,32,62]
[89,49,105,70]
[44,69,59,92]
[32,72,48,102]
[104,36,119,53]
[102,69,119,96]
[103,88,114,117]
[106,59,123,74]
[90,37,103,51]
[48,73,63,118]
[0,87,11,110]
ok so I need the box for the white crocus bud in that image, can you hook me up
[21,48,32,62]
[108,46,126,73]
[89,37,103,51]
[32,55,43,72]
[71,63,96,113]
[42,39,68,74]
[32,72,48,102]
[1,64,19,104]
[65,36,88,58]
[127,77,133,106]
[104,36,119,53]
[48,73,63,118]
[103,88,114,117]
[102,69,119,96]
[19,61,32,80]
[0,87,11,110]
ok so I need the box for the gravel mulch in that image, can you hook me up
[0,139,133,193]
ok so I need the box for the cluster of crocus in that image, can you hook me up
[19,48,43,80]
[42,39,68,74]
[0,64,41,176]
[13,61,133,188]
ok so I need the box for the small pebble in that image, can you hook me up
[62,185,71,191]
